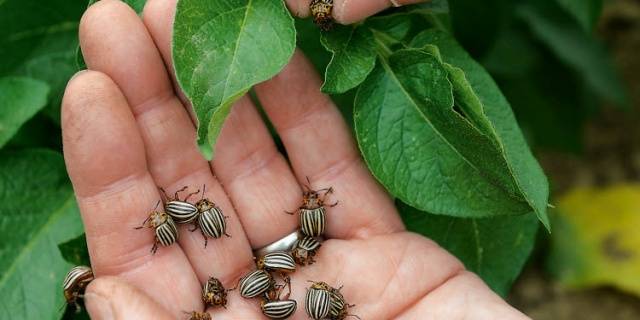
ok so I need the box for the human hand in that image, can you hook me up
[62,0,529,319]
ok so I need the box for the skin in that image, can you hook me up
[62,0,531,319]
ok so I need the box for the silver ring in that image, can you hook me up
[253,230,301,258]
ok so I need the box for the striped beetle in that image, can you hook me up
[261,299,297,319]
[291,236,322,266]
[256,251,296,274]
[310,0,334,31]
[135,201,179,254]
[261,280,297,319]
[202,276,231,308]
[184,311,211,320]
[238,269,274,298]
[194,185,230,247]
[160,186,199,224]
[329,285,359,320]
[63,265,94,312]
[305,281,332,320]
[287,180,337,237]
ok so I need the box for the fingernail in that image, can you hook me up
[85,292,114,320]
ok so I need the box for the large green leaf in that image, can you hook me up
[413,30,550,228]
[400,201,538,296]
[173,0,296,159]
[0,77,50,148]
[354,31,550,228]
[518,2,627,107]
[320,25,376,94]
[0,0,85,124]
[0,149,84,320]
[556,0,603,32]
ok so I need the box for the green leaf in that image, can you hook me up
[0,0,85,124]
[173,0,296,159]
[518,2,627,107]
[412,30,550,228]
[58,234,90,267]
[0,77,50,148]
[355,31,549,228]
[0,149,84,320]
[400,201,538,296]
[320,25,376,94]
[556,0,603,32]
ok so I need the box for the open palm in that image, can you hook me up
[62,1,527,319]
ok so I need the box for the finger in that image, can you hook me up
[288,0,427,24]
[85,276,174,320]
[80,0,254,284]
[286,233,465,319]
[143,0,303,248]
[213,97,302,248]
[255,50,404,239]
[62,70,201,316]
[396,272,530,319]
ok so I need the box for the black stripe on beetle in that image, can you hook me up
[305,282,332,320]
[310,0,334,31]
[328,285,359,320]
[261,299,297,319]
[291,236,322,266]
[239,270,274,298]
[161,186,199,224]
[257,252,296,273]
[63,265,94,312]
[202,277,230,308]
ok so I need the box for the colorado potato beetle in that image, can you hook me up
[291,236,322,266]
[261,278,296,319]
[62,265,94,312]
[261,299,298,319]
[256,251,297,274]
[161,186,199,224]
[305,281,332,320]
[202,276,231,308]
[329,285,359,320]
[135,201,179,254]
[239,269,274,299]
[310,0,334,31]
[194,185,230,247]
[287,180,337,237]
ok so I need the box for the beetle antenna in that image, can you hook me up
[201,184,206,201]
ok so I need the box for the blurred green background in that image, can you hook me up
[1,0,639,319]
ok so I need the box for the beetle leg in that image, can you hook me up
[151,240,159,254]
[184,188,201,202]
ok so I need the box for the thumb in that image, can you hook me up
[84,276,174,320]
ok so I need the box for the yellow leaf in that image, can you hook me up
[549,184,640,296]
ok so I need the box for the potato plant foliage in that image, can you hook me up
[0,0,623,318]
